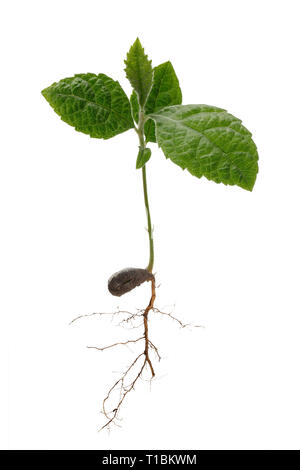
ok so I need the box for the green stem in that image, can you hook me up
[137,109,154,273]
[142,164,154,272]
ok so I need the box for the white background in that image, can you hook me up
[1,0,300,450]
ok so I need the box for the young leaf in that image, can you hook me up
[130,61,182,143]
[41,73,133,139]
[124,38,153,107]
[150,104,259,191]
[136,147,151,169]
[130,91,140,124]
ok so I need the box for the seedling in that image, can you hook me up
[42,38,259,430]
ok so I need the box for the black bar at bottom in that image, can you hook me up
[1,449,288,465]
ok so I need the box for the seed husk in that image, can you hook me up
[108,267,154,297]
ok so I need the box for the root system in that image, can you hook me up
[70,274,202,431]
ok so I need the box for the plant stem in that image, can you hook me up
[137,109,154,272]
[142,165,154,272]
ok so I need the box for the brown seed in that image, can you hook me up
[108,267,154,297]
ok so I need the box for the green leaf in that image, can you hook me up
[130,91,139,124]
[130,61,182,142]
[150,105,259,191]
[124,38,153,107]
[144,61,182,143]
[41,73,134,139]
[136,147,151,169]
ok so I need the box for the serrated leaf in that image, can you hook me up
[136,147,151,169]
[143,61,182,143]
[130,61,182,142]
[42,73,134,139]
[150,104,259,191]
[124,38,153,107]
